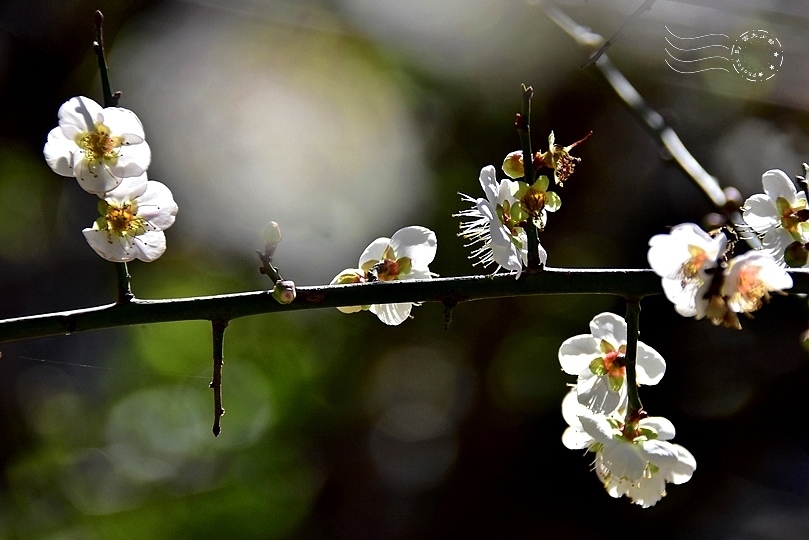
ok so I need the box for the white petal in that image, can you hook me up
[762,169,799,202]
[561,389,586,429]
[43,128,76,177]
[561,427,592,450]
[76,160,123,195]
[109,141,151,179]
[100,107,147,140]
[590,312,626,344]
[625,474,667,508]
[742,193,780,234]
[576,372,623,415]
[478,165,499,205]
[370,302,413,325]
[760,228,793,264]
[665,444,697,484]
[389,226,437,267]
[136,181,178,231]
[635,342,666,385]
[83,229,135,262]
[639,416,676,440]
[58,96,103,138]
[490,240,522,277]
[558,334,600,375]
[637,440,680,470]
[359,237,391,266]
[600,442,647,481]
[578,413,617,446]
[105,173,149,203]
[130,230,167,262]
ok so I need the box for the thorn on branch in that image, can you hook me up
[442,299,456,330]
[210,319,229,437]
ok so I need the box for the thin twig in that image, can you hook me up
[210,319,228,436]
[517,85,542,270]
[540,3,759,248]
[581,0,658,67]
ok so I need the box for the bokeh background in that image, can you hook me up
[2,0,809,538]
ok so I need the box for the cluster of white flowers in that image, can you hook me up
[331,226,437,326]
[44,96,178,263]
[559,313,695,507]
[648,222,792,329]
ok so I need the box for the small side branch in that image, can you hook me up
[93,11,119,108]
[210,319,229,436]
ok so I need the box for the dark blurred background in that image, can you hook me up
[1,0,809,538]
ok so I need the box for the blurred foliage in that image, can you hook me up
[2,1,809,539]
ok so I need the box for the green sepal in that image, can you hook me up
[535,175,550,192]
[589,357,607,376]
[599,339,616,354]
[397,256,412,276]
[545,191,562,212]
[608,373,623,392]
[776,196,793,216]
[784,241,809,268]
[97,199,109,216]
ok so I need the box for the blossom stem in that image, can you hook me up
[624,298,644,419]
[517,84,541,270]
[210,319,229,437]
[114,261,134,304]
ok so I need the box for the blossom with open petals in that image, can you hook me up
[456,165,546,278]
[742,169,809,266]
[561,391,696,508]
[83,173,178,262]
[559,312,665,415]
[721,250,792,317]
[44,96,152,195]
[647,223,726,318]
[331,226,436,325]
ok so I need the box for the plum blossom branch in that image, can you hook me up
[2,268,808,345]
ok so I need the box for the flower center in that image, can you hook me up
[602,350,626,378]
[102,202,146,237]
[776,196,809,239]
[361,245,413,281]
[731,266,768,310]
[681,245,709,280]
[79,124,119,162]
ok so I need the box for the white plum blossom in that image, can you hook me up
[722,251,792,315]
[330,226,437,325]
[83,173,178,262]
[561,391,696,508]
[559,312,665,415]
[742,169,809,266]
[456,165,547,278]
[647,223,726,319]
[44,96,152,195]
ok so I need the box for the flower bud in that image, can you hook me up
[272,280,296,304]
[262,220,283,254]
[502,151,524,179]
